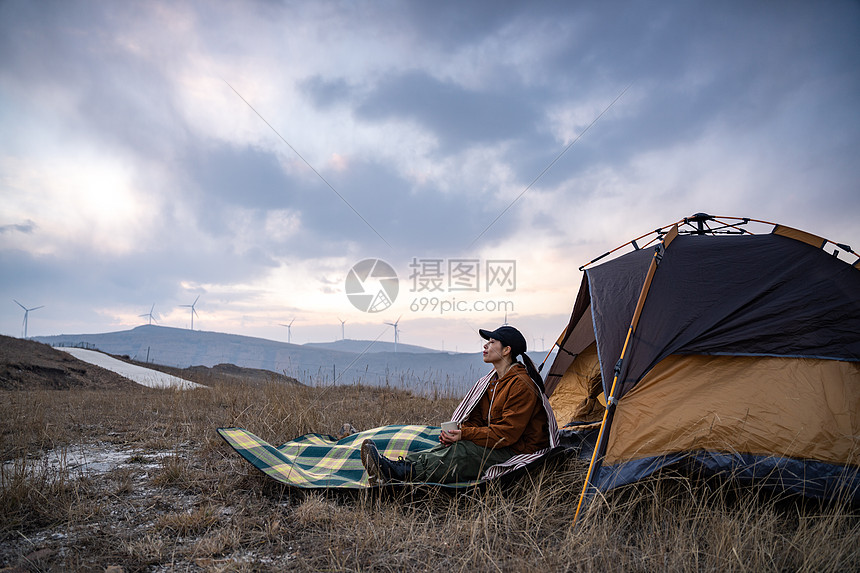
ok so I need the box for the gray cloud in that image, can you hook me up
[0,2,182,158]
[0,220,36,234]
[355,70,541,151]
[300,76,355,110]
[1,0,858,345]
[185,144,297,210]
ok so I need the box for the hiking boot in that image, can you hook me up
[361,439,384,485]
[361,439,414,484]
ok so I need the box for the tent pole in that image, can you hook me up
[579,214,783,271]
[571,225,677,528]
[570,327,633,527]
[578,218,683,271]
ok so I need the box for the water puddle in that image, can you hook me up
[2,442,176,478]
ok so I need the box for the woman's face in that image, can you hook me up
[482,338,510,364]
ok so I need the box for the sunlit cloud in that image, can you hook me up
[0,0,857,348]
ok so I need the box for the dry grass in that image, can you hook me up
[1,378,858,571]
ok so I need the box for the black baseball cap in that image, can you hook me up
[479,325,527,357]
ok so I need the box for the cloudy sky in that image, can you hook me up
[1,0,858,353]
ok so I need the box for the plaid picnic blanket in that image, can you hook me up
[218,424,485,488]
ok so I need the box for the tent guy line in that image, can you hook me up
[221,78,392,249]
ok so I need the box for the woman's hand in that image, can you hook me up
[440,428,462,446]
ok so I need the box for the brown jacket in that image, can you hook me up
[459,363,550,455]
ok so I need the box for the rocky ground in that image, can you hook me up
[0,336,456,571]
[0,336,311,571]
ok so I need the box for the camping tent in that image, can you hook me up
[545,214,860,506]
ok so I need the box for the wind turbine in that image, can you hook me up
[14,299,43,339]
[139,303,157,325]
[281,319,295,344]
[338,317,346,340]
[180,296,200,330]
[503,312,509,326]
[384,316,402,353]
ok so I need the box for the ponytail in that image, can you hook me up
[519,352,546,395]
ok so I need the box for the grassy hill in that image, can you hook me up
[0,335,138,390]
[1,336,857,570]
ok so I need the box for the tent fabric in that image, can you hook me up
[605,354,860,466]
[588,233,860,400]
[773,224,826,248]
[547,224,860,502]
[545,274,596,396]
[598,452,860,502]
[586,246,655,396]
[548,342,604,425]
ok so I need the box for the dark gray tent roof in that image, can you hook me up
[576,231,860,400]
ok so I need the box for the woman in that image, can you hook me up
[361,325,556,484]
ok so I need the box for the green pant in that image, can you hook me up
[404,441,515,483]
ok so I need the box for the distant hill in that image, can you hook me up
[0,334,305,391]
[0,335,138,390]
[33,325,485,395]
[303,339,444,354]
